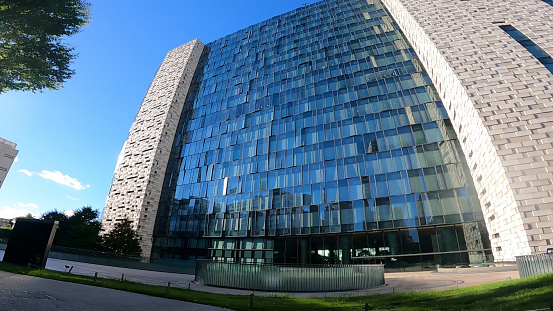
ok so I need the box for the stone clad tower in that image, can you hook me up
[102,40,205,256]
[0,137,19,190]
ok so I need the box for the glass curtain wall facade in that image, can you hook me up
[152,0,492,268]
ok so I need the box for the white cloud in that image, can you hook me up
[66,196,79,201]
[64,210,75,217]
[19,169,33,176]
[38,170,90,190]
[14,156,18,162]
[0,204,41,219]
[13,202,39,209]
[17,169,90,190]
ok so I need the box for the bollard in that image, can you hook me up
[94,272,98,283]
[121,274,124,282]
[188,282,191,290]
[249,293,254,310]
[167,282,171,295]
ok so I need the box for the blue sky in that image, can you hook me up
[0,0,307,219]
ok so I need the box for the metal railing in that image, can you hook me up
[195,261,385,292]
[516,253,553,278]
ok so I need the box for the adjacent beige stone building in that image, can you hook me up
[0,137,19,190]
[102,40,205,256]
[381,0,553,261]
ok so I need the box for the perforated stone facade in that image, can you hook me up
[0,137,18,190]
[102,40,205,255]
[381,0,553,261]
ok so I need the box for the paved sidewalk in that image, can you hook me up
[43,255,522,297]
[0,250,521,298]
[259,266,520,298]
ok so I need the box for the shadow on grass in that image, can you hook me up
[334,274,553,311]
[409,274,553,311]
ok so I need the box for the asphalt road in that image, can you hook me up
[0,269,229,311]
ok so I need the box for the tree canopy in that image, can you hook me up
[99,219,142,256]
[40,207,142,256]
[18,213,35,219]
[42,206,101,250]
[0,0,91,93]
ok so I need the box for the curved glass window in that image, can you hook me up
[153,0,490,266]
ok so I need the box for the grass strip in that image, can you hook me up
[0,262,552,310]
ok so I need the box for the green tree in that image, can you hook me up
[41,210,66,222]
[0,0,91,93]
[100,219,142,256]
[9,213,36,227]
[42,206,101,250]
[18,213,35,219]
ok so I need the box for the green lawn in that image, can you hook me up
[0,262,551,310]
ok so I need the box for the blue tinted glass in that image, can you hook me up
[339,179,349,201]
[364,199,376,224]
[345,156,359,178]
[325,181,338,203]
[426,192,444,225]
[526,45,550,58]
[375,174,389,197]
[153,0,488,264]
[365,153,379,175]
[423,122,443,143]
[378,151,394,173]
[312,183,322,205]
[376,198,392,229]
[387,172,404,196]
[353,200,365,231]
[500,25,553,75]
[398,126,415,147]
[391,196,408,227]
[349,178,363,200]
[340,203,354,227]
[385,129,401,149]
[391,149,406,171]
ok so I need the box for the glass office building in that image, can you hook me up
[147,0,492,267]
